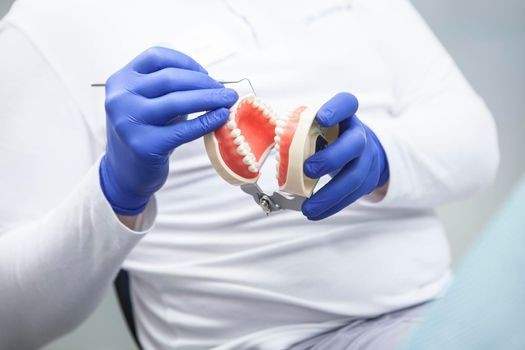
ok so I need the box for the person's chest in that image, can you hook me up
[157,0,395,201]
[186,0,395,109]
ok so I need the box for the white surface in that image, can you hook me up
[0,153,156,348]
[0,0,508,348]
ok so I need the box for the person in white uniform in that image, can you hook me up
[0,0,499,349]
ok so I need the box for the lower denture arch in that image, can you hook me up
[276,106,306,187]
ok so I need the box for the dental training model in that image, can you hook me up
[205,95,276,185]
[204,95,338,214]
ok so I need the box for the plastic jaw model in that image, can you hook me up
[204,95,277,185]
[275,106,339,197]
[205,95,339,211]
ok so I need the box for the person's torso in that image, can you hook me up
[6,1,451,348]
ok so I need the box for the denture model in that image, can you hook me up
[204,95,338,210]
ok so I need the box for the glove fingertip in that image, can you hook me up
[216,107,231,119]
[301,204,313,219]
[302,209,322,221]
[223,88,239,106]
[301,199,320,220]
[303,162,317,178]
[205,108,229,128]
[316,109,334,127]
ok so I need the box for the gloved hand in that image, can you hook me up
[302,92,389,220]
[100,47,238,215]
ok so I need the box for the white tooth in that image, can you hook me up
[269,118,276,125]
[274,135,281,143]
[245,154,256,164]
[276,119,286,127]
[242,155,254,165]
[275,126,284,135]
[226,119,237,129]
[248,165,258,173]
[233,135,245,145]
[230,128,241,138]
[237,141,249,151]
[274,143,280,152]
[237,145,249,156]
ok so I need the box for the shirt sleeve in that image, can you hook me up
[356,0,499,208]
[0,22,156,349]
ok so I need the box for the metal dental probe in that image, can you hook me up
[91,78,257,96]
[215,78,257,96]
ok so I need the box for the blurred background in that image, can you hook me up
[1,0,523,349]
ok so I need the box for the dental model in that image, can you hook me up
[204,95,338,213]
[204,95,277,185]
[275,106,339,197]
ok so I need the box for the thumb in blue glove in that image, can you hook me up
[302,92,389,220]
[100,47,238,215]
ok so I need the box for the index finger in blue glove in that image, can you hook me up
[304,154,381,221]
[302,142,374,218]
[140,88,238,125]
[130,46,208,74]
[132,68,223,98]
[153,108,230,153]
[304,117,366,178]
[316,92,359,127]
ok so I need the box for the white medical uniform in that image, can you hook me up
[0,0,499,349]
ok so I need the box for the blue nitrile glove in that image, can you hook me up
[302,92,389,220]
[100,47,238,215]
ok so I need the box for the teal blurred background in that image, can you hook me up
[1,0,523,349]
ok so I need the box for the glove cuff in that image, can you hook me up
[99,156,150,216]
